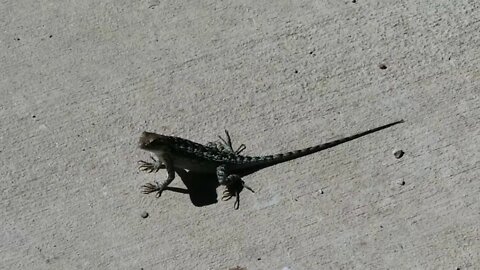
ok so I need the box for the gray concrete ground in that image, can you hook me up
[1,0,479,269]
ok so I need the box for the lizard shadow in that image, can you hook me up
[163,167,257,208]
[164,168,220,207]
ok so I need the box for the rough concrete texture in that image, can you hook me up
[1,0,479,269]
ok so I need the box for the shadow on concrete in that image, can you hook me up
[162,168,220,207]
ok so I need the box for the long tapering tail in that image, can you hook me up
[236,120,404,176]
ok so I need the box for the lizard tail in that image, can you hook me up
[238,120,404,175]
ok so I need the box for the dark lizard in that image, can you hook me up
[138,120,403,208]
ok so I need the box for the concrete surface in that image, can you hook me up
[1,0,479,269]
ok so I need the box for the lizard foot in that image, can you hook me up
[141,182,165,197]
[206,130,246,155]
[137,157,165,173]
[222,179,254,209]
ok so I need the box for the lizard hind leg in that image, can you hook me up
[219,130,246,155]
[221,175,255,209]
[216,165,254,209]
[206,130,246,155]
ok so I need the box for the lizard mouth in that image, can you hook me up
[138,132,162,149]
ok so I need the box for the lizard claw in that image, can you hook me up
[222,180,254,209]
[141,182,164,197]
[137,160,154,173]
[137,157,164,173]
[207,130,247,155]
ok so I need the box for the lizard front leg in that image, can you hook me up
[137,156,166,173]
[216,165,254,209]
[142,155,175,197]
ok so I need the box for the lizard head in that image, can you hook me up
[138,132,165,150]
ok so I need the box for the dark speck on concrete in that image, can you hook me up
[394,150,405,159]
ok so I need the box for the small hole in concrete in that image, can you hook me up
[394,150,405,159]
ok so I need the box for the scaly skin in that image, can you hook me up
[138,120,404,208]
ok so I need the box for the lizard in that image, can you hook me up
[137,120,404,208]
